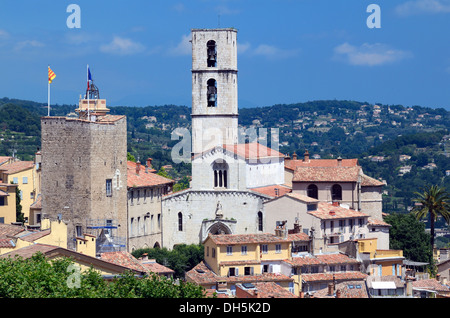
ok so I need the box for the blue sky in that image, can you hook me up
[0,0,449,110]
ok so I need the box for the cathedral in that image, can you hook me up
[161,28,387,250]
[161,28,287,248]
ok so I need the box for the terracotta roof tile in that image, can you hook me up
[301,271,368,282]
[285,158,359,171]
[293,166,361,183]
[250,184,291,197]
[0,223,25,238]
[127,161,174,188]
[313,280,369,298]
[207,233,290,245]
[0,161,34,175]
[238,282,299,298]
[412,278,450,292]
[308,202,368,220]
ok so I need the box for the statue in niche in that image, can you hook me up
[215,201,223,219]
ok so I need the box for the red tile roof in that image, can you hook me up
[285,192,319,203]
[237,281,299,298]
[308,202,368,220]
[207,233,291,245]
[127,161,174,188]
[313,280,369,298]
[285,157,359,171]
[250,184,292,197]
[301,271,368,282]
[412,278,450,292]
[0,223,25,238]
[0,161,34,175]
[293,166,361,183]
[100,251,174,275]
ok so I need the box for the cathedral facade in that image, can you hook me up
[161,29,285,248]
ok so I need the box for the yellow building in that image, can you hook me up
[203,232,292,277]
[0,160,37,223]
[357,238,404,277]
[0,183,18,225]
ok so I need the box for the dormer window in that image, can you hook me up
[207,78,217,107]
[207,40,217,67]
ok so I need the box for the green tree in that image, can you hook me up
[384,213,432,264]
[14,183,24,223]
[411,185,450,249]
[0,252,207,298]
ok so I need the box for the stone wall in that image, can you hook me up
[41,116,127,250]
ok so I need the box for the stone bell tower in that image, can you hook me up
[191,28,239,156]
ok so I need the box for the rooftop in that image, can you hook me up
[0,161,34,175]
[308,202,368,220]
[127,161,174,188]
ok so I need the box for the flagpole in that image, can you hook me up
[87,64,90,121]
[48,65,50,116]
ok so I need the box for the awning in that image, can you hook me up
[371,281,397,289]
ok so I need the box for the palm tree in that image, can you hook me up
[412,185,450,249]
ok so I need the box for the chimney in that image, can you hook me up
[275,188,279,197]
[146,158,153,169]
[292,152,297,160]
[335,289,341,298]
[136,160,141,175]
[337,156,342,166]
[303,150,310,162]
[328,283,334,296]
[329,211,336,216]
[332,201,339,207]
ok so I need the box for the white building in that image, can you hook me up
[162,28,286,249]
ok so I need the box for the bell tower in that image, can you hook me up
[191,28,239,155]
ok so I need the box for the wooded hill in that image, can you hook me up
[1,97,449,216]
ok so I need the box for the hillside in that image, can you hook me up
[1,97,449,215]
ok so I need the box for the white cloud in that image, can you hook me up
[14,40,44,51]
[395,0,450,16]
[0,29,9,40]
[169,34,191,56]
[333,42,412,66]
[239,43,300,59]
[100,36,145,55]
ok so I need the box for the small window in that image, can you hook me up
[106,179,112,197]
[276,244,281,253]
[178,212,183,231]
[22,177,28,184]
[261,244,268,254]
[241,245,247,255]
[227,245,233,255]
[13,177,18,184]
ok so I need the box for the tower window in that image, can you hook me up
[213,160,228,188]
[258,211,263,231]
[207,79,217,107]
[307,184,318,199]
[178,212,183,231]
[207,40,217,67]
[331,184,342,201]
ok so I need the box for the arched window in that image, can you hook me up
[331,184,342,201]
[213,160,228,188]
[307,184,318,199]
[207,78,217,107]
[207,40,217,67]
[178,212,183,231]
[257,211,263,231]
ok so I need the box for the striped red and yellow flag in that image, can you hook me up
[48,66,56,84]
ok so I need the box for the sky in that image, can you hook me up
[0,0,449,110]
